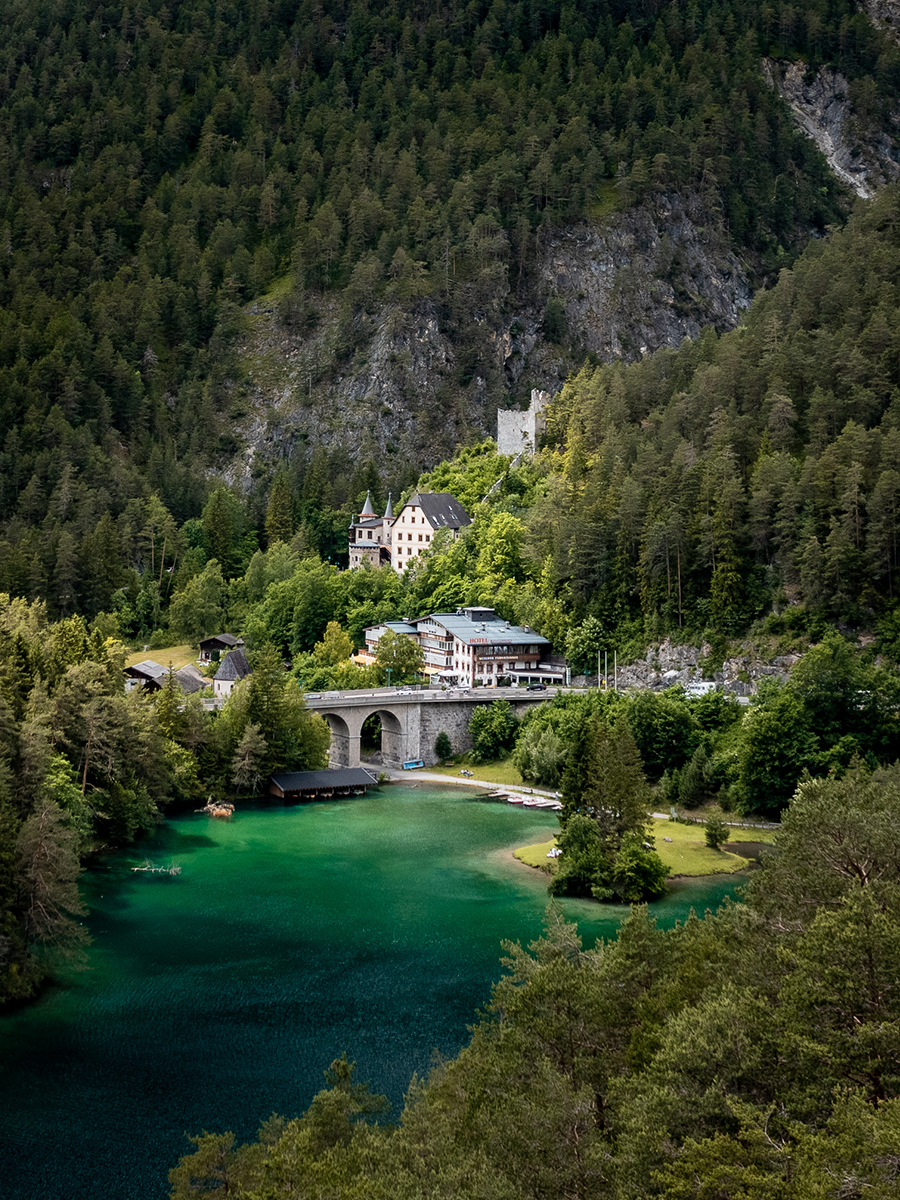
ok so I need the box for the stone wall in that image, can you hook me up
[497,388,551,457]
[419,701,480,761]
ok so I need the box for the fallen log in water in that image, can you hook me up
[132,860,182,875]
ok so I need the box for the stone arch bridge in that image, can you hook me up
[305,687,556,769]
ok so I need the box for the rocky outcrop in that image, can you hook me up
[227,295,471,486]
[606,638,801,697]
[860,0,900,44]
[763,58,900,200]
[229,193,753,487]
[535,193,752,360]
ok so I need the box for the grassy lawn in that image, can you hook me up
[514,818,779,879]
[125,644,199,671]
[515,841,556,869]
[416,759,526,787]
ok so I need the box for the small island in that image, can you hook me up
[514,815,778,886]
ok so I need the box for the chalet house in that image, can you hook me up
[125,660,169,691]
[199,633,244,662]
[125,661,209,695]
[349,490,471,575]
[364,606,565,687]
[213,648,252,698]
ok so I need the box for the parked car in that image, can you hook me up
[527,683,547,691]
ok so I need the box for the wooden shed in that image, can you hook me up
[268,768,379,800]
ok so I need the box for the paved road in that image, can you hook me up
[306,687,559,707]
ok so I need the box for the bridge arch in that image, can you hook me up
[359,708,404,766]
[322,712,354,767]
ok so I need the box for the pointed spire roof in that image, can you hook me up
[359,490,376,517]
[383,492,394,520]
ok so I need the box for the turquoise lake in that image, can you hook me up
[0,784,742,1199]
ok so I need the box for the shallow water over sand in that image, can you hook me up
[0,785,740,1200]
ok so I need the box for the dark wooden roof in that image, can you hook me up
[126,659,168,680]
[270,768,378,792]
[200,633,241,650]
[214,648,252,681]
[175,664,207,694]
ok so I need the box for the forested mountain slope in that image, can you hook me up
[2,0,900,595]
[378,181,900,685]
[527,180,900,648]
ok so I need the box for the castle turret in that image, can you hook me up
[349,490,392,569]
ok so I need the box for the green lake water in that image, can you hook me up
[0,784,742,1200]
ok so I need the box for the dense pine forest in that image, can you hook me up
[2,0,900,596]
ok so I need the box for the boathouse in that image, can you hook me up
[268,767,379,800]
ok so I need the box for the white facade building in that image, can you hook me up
[349,491,471,575]
[389,492,471,574]
[365,607,565,687]
[213,648,252,698]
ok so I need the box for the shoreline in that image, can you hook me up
[380,767,560,798]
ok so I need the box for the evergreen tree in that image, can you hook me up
[265,473,295,548]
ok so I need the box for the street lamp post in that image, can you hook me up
[386,668,392,689]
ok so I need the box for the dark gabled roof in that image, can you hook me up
[126,660,168,680]
[270,768,378,791]
[409,492,471,530]
[199,633,240,649]
[214,648,252,682]
[175,664,207,694]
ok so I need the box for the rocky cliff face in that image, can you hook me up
[230,192,752,487]
[763,58,900,200]
[536,193,752,360]
[606,639,801,697]
[860,0,900,44]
